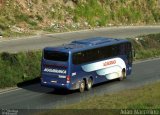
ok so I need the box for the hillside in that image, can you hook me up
[0,0,160,37]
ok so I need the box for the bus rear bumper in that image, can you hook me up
[41,81,77,90]
[41,81,67,88]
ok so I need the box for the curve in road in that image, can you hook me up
[0,26,160,110]
[0,58,160,109]
[0,26,160,53]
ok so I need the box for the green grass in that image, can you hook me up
[74,0,108,26]
[0,0,160,38]
[74,0,160,25]
[39,82,160,115]
[62,82,160,109]
[129,33,160,60]
[0,51,41,88]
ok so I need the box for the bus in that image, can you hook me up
[41,37,133,92]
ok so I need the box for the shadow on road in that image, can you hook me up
[17,77,40,87]
[17,77,77,95]
[17,76,120,96]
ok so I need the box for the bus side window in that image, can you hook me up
[120,44,125,55]
[73,52,83,65]
[126,43,132,64]
[98,47,106,59]
[73,53,78,64]
[112,45,119,56]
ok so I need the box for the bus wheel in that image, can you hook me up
[86,78,93,91]
[119,69,126,81]
[79,80,85,93]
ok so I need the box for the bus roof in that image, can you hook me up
[44,37,130,53]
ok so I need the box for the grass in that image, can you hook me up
[0,0,160,38]
[39,82,160,115]
[82,0,160,25]
[74,0,108,26]
[0,33,160,88]
[0,51,41,88]
[62,82,160,109]
[129,33,160,60]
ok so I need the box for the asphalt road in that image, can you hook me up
[0,26,160,53]
[0,26,160,110]
[0,58,160,109]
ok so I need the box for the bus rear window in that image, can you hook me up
[44,50,68,61]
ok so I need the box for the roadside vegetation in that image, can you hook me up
[0,0,160,37]
[0,51,41,88]
[0,33,160,88]
[130,33,160,60]
[56,81,160,115]
[52,81,160,109]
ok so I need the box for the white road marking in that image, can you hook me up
[0,87,21,95]
[0,25,160,43]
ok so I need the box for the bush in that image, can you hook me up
[0,51,42,88]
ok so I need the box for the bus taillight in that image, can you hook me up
[66,76,70,83]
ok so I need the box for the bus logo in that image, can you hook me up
[44,68,67,74]
[103,60,116,67]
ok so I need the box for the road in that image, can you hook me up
[0,26,160,110]
[0,58,160,109]
[0,26,160,53]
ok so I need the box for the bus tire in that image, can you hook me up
[119,69,126,81]
[79,80,85,93]
[86,78,93,91]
